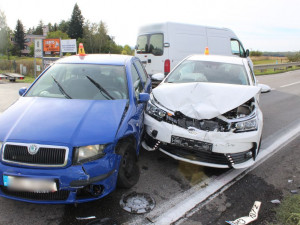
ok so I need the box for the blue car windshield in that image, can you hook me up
[166,60,249,85]
[26,64,129,100]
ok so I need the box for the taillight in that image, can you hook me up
[164,59,170,75]
[19,77,24,80]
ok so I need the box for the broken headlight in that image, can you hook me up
[73,145,106,164]
[235,116,258,132]
[146,101,167,121]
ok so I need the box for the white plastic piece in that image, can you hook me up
[225,201,261,225]
[271,199,281,204]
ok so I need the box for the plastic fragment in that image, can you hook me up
[86,218,118,225]
[76,216,96,220]
[271,199,281,204]
[291,190,299,194]
[120,192,155,214]
[225,201,261,225]
[288,180,293,183]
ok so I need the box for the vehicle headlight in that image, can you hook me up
[146,101,167,121]
[73,145,106,164]
[235,117,258,132]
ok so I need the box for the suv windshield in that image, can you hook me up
[166,60,249,85]
[26,64,128,100]
[136,33,163,56]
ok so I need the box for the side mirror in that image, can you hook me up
[164,43,170,48]
[19,87,27,96]
[151,73,164,81]
[257,83,271,93]
[138,93,150,103]
[245,49,250,57]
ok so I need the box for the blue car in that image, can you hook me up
[0,54,151,203]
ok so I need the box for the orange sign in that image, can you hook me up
[43,39,60,52]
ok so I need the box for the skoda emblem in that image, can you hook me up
[28,144,39,155]
[187,127,198,135]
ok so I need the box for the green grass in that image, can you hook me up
[253,59,288,65]
[16,76,36,84]
[276,194,300,225]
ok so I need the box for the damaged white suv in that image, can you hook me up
[142,55,263,169]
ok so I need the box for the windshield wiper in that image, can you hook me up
[86,75,115,100]
[51,76,72,99]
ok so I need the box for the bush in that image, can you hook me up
[287,52,300,62]
[250,50,263,57]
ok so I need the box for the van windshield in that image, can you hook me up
[136,33,163,56]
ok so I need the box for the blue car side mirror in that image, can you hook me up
[19,87,27,96]
[138,93,150,103]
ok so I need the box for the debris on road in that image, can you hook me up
[120,192,155,214]
[225,201,261,225]
[86,218,118,225]
[291,190,299,194]
[76,216,96,220]
[271,199,281,204]
[288,179,293,183]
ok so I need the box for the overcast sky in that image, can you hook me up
[1,0,300,52]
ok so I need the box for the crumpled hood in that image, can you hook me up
[0,97,127,146]
[153,82,260,120]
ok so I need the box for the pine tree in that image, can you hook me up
[14,19,25,56]
[68,3,84,39]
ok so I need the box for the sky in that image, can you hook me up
[1,0,300,52]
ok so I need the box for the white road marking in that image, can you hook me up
[147,122,300,225]
[280,81,300,88]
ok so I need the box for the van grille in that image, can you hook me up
[2,143,68,167]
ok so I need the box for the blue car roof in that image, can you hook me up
[56,54,134,66]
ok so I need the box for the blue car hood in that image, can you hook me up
[0,97,128,146]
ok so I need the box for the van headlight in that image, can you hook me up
[235,117,258,132]
[73,145,106,164]
[146,101,167,121]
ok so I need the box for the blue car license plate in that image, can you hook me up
[3,175,57,193]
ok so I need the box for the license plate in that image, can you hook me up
[3,175,57,193]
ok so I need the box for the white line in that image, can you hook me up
[152,123,300,225]
[280,81,300,88]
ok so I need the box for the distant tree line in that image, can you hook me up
[0,3,133,57]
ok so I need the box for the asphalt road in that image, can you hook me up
[0,70,299,225]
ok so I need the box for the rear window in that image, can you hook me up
[166,60,249,85]
[136,33,163,56]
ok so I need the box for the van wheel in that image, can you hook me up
[117,142,140,188]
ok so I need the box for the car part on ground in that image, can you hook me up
[120,192,155,214]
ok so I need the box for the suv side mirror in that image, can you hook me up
[245,49,250,57]
[19,87,27,96]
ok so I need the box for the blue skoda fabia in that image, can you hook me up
[0,54,151,203]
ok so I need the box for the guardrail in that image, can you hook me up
[253,62,300,71]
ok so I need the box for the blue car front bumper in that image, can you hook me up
[0,154,120,204]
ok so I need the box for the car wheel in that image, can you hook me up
[117,142,140,188]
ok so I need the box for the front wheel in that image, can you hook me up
[116,142,140,188]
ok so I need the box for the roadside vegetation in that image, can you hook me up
[275,194,300,225]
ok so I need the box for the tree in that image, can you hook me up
[33,20,44,35]
[122,45,134,55]
[14,19,26,56]
[46,30,70,39]
[95,21,109,53]
[0,10,10,55]
[250,50,263,57]
[68,3,84,39]
[58,20,69,33]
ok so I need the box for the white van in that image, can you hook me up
[135,22,251,76]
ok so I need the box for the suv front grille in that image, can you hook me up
[2,143,68,167]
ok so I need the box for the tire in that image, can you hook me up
[116,142,140,188]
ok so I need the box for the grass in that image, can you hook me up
[255,66,300,76]
[275,194,300,225]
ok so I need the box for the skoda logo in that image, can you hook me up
[187,127,198,135]
[28,144,39,155]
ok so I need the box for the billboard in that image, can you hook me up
[61,39,77,53]
[43,39,60,53]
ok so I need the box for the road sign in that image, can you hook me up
[34,39,43,58]
[43,39,60,52]
[61,39,77,53]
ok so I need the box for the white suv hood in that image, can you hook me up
[153,82,261,120]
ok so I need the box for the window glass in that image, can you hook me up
[131,65,143,99]
[136,35,148,54]
[149,34,163,56]
[136,33,164,56]
[231,40,240,55]
[26,64,128,100]
[166,60,249,85]
[135,61,148,83]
